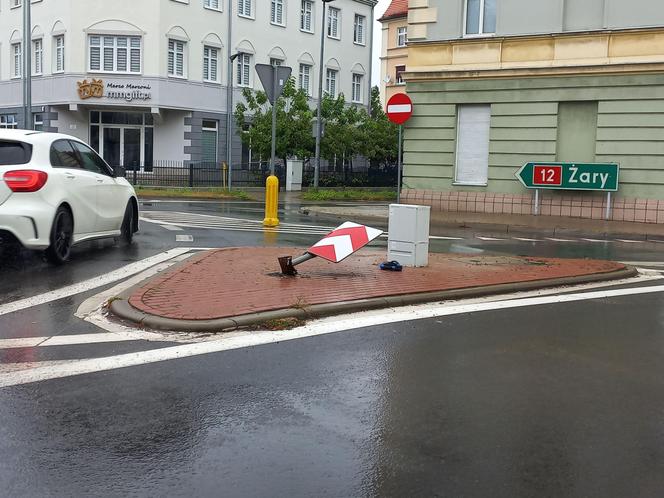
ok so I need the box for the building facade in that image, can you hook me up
[401,0,664,224]
[378,0,408,103]
[0,0,376,171]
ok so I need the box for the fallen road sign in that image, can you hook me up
[278,221,383,274]
[308,222,383,263]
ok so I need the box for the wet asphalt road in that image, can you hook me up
[1,199,664,497]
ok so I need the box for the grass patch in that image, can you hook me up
[302,189,397,202]
[134,187,251,200]
[253,317,306,331]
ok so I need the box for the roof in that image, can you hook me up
[378,0,408,22]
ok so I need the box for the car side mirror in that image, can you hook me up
[113,165,126,178]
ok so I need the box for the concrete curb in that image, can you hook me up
[109,266,638,333]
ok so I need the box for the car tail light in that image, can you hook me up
[3,170,48,192]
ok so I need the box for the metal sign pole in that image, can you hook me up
[397,125,402,204]
[534,189,540,215]
[270,66,277,177]
[23,0,32,129]
[605,191,612,220]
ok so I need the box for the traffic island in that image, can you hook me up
[108,247,636,332]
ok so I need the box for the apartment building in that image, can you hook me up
[401,0,664,224]
[378,0,408,103]
[0,0,376,170]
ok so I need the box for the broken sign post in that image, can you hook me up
[279,221,383,275]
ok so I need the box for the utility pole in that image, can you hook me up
[314,0,336,188]
[225,1,234,189]
[22,0,32,129]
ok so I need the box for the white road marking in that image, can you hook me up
[0,333,137,350]
[546,237,576,242]
[615,239,642,243]
[513,237,540,242]
[0,272,660,388]
[649,239,664,243]
[0,248,193,317]
[430,236,464,240]
[160,224,183,231]
[581,238,608,243]
[476,236,505,241]
[176,234,194,242]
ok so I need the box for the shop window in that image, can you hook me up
[202,120,218,164]
[455,104,491,185]
[0,115,18,129]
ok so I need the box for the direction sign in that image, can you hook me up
[255,64,292,104]
[386,93,413,125]
[515,162,619,191]
[308,222,383,263]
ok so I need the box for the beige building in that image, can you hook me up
[378,0,408,104]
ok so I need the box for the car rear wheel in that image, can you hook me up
[45,206,73,265]
[120,201,135,245]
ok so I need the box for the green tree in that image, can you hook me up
[319,92,366,171]
[234,77,314,167]
[358,87,399,171]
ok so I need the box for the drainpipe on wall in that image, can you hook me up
[367,2,375,116]
[225,1,234,189]
[23,0,32,129]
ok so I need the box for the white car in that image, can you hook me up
[0,129,138,264]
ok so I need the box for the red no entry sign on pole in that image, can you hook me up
[386,93,413,125]
[308,222,383,263]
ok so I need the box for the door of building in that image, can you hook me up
[101,126,143,171]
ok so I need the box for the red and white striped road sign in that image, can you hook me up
[308,222,383,263]
[386,93,413,125]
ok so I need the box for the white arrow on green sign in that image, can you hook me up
[515,162,619,192]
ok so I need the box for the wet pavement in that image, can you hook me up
[3,290,664,496]
[1,198,664,496]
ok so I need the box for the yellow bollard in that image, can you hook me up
[263,174,280,227]
[221,162,227,189]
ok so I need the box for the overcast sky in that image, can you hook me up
[372,0,391,86]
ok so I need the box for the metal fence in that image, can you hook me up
[118,159,397,189]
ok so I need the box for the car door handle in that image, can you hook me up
[65,174,76,179]
[96,179,104,183]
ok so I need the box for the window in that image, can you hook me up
[168,39,186,77]
[204,0,220,10]
[325,68,337,98]
[465,0,496,36]
[236,53,251,86]
[238,0,252,17]
[270,58,282,67]
[0,115,18,129]
[327,7,340,39]
[89,35,141,73]
[271,0,284,25]
[12,43,22,78]
[54,35,65,72]
[203,46,219,82]
[298,63,311,96]
[71,141,112,176]
[202,120,218,164]
[455,105,491,185]
[395,65,405,84]
[33,114,43,131]
[50,140,80,168]
[32,39,43,76]
[397,26,407,47]
[354,15,365,45]
[11,0,21,7]
[0,141,31,165]
[300,0,313,32]
[351,73,362,103]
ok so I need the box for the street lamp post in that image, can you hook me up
[22,0,32,129]
[314,0,335,189]
[225,3,234,190]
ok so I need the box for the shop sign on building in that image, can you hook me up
[516,162,619,191]
[77,79,152,103]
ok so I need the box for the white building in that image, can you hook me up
[0,0,376,170]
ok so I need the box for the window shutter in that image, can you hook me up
[455,105,491,185]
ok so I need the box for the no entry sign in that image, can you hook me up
[308,222,383,263]
[386,93,413,125]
